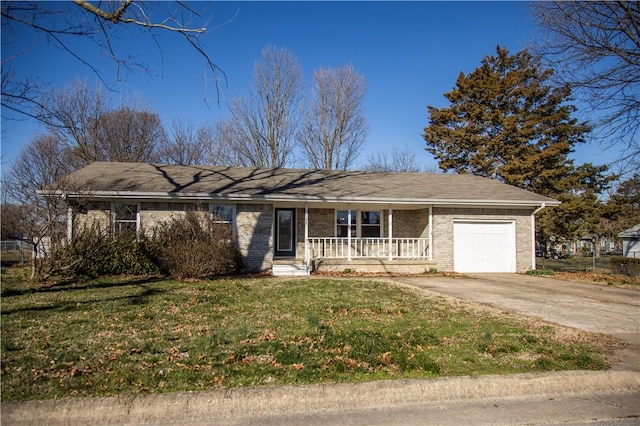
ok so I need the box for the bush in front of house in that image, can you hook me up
[50,212,242,281]
[148,212,242,280]
[50,224,160,279]
[610,257,640,277]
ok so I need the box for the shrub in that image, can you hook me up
[149,212,242,279]
[610,257,640,277]
[50,224,159,279]
[526,269,555,276]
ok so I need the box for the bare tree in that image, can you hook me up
[41,79,107,168]
[209,119,250,166]
[93,106,164,162]
[225,46,303,168]
[365,145,421,173]
[298,65,368,170]
[2,134,71,278]
[532,1,640,169]
[159,119,214,165]
[36,80,166,166]
[1,1,227,122]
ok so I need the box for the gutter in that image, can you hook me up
[40,190,561,209]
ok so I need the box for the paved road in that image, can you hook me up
[3,274,639,425]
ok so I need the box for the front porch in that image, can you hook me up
[273,236,433,276]
[308,237,430,260]
[271,205,433,276]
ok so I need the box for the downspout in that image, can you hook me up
[531,203,546,270]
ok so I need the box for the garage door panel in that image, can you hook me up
[454,221,516,273]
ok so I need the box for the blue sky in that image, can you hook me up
[1,1,620,173]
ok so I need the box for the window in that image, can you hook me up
[360,211,381,237]
[336,210,382,238]
[113,203,138,235]
[336,210,357,237]
[210,204,235,223]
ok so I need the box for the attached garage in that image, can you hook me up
[453,221,516,273]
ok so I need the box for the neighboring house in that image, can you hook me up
[618,224,640,258]
[44,162,560,276]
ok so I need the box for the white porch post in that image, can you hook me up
[388,206,393,260]
[428,205,433,260]
[304,204,309,267]
[347,206,352,261]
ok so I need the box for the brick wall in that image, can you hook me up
[387,209,430,238]
[432,207,533,272]
[236,203,273,271]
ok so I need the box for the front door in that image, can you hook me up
[275,208,296,257]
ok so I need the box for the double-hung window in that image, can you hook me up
[112,203,139,235]
[360,211,381,237]
[210,204,235,224]
[336,210,357,237]
[336,210,382,238]
[210,204,236,239]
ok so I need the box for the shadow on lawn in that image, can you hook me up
[1,279,167,316]
[2,284,165,316]
[1,276,165,298]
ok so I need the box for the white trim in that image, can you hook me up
[304,205,309,268]
[347,207,352,261]
[50,190,560,208]
[428,205,433,260]
[388,206,393,261]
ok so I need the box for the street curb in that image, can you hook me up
[3,370,639,425]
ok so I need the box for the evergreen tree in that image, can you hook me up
[424,46,615,252]
[423,46,590,198]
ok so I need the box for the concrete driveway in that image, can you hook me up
[394,273,640,370]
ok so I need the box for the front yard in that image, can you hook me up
[1,267,611,401]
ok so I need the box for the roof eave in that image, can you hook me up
[49,189,560,208]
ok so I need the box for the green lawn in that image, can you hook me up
[1,267,608,401]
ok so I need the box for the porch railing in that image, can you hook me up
[307,237,430,260]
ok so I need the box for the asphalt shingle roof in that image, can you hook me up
[55,162,559,206]
[618,224,640,238]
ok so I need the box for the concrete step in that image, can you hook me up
[272,263,310,276]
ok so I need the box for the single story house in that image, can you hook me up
[618,224,640,258]
[46,162,560,275]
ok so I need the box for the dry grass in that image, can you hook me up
[1,267,610,401]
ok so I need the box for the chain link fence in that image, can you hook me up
[1,240,33,265]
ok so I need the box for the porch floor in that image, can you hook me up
[314,258,437,274]
[272,258,437,275]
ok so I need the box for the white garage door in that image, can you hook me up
[453,221,516,273]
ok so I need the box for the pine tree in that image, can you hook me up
[423,46,590,198]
